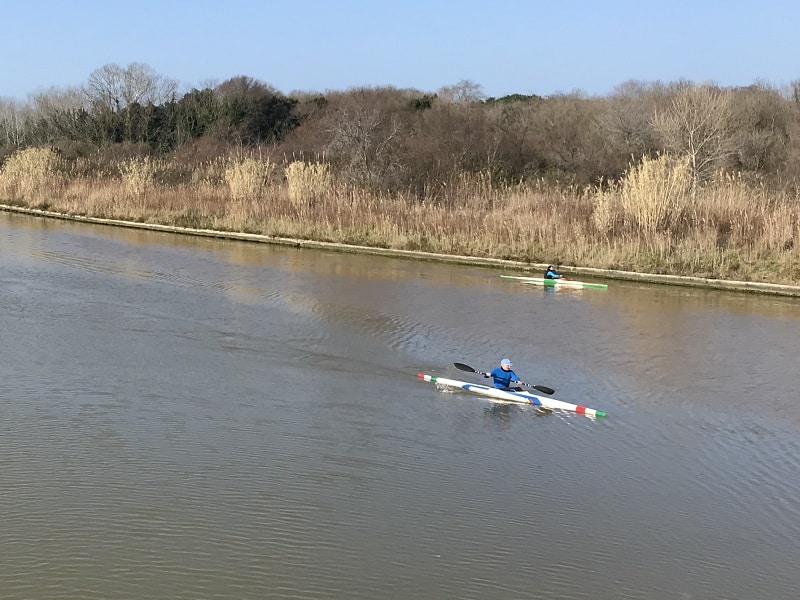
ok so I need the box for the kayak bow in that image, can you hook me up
[417,373,606,418]
[501,275,608,290]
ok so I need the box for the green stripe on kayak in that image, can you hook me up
[500,275,608,289]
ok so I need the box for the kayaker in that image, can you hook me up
[484,358,521,390]
[544,265,566,280]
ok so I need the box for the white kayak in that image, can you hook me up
[417,373,606,418]
[501,274,608,289]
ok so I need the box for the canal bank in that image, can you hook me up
[3,203,800,298]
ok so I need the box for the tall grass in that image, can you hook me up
[119,156,159,201]
[594,154,693,237]
[0,147,63,203]
[224,157,276,201]
[285,161,333,208]
[1,147,798,284]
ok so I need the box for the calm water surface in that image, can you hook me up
[1,212,799,599]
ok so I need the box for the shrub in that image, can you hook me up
[224,157,276,201]
[616,154,693,234]
[119,156,159,199]
[285,161,333,206]
[0,147,63,203]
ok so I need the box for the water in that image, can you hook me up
[1,211,799,599]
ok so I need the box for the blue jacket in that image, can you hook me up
[486,367,519,389]
[544,267,562,279]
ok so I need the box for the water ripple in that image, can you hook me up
[4,212,800,600]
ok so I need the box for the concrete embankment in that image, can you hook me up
[3,204,800,298]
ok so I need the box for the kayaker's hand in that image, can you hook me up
[484,372,490,377]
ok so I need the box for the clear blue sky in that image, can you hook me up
[3,0,798,100]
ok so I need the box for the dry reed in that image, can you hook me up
[0,147,63,204]
[614,154,693,235]
[119,156,159,201]
[1,147,798,284]
[224,157,276,201]
[285,161,333,208]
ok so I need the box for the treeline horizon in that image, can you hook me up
[3,62,800,195]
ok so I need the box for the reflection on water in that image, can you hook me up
[2,211,800,600]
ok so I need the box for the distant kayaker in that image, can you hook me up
[484,358,521,390]
[544,265,566,280]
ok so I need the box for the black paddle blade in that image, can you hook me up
[523,382,555,395]
[453,362,477,373]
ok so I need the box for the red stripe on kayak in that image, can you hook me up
[576,406,587,414]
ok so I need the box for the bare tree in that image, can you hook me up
[484,96,545,178]
[0,96,30,146]
[28,86,90,144]
[651,83,735,186]
[322,87,412,186]
[791,79,800,105]
[437,79,486,103]
[86,62,178,111]
[328,106,397,182]
[31,86,88,114]
[728,83,791,173]
[604,80,671,157]
[515,92,615,183]
[785,80,800,179]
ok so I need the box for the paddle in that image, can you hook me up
[453,362,555,395]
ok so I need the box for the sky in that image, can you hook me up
[2,0,799,100]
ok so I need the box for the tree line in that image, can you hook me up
[2,62,800,197]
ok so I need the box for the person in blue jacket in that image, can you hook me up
[484,358,521,389]
[544,265,566,280]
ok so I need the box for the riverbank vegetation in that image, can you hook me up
[1,63,799,283]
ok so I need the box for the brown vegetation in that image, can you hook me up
[1,64,799,283]
[1,150,798,284]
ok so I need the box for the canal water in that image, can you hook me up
[1,211,798,599]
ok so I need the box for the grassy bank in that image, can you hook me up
[1,148,799,285]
